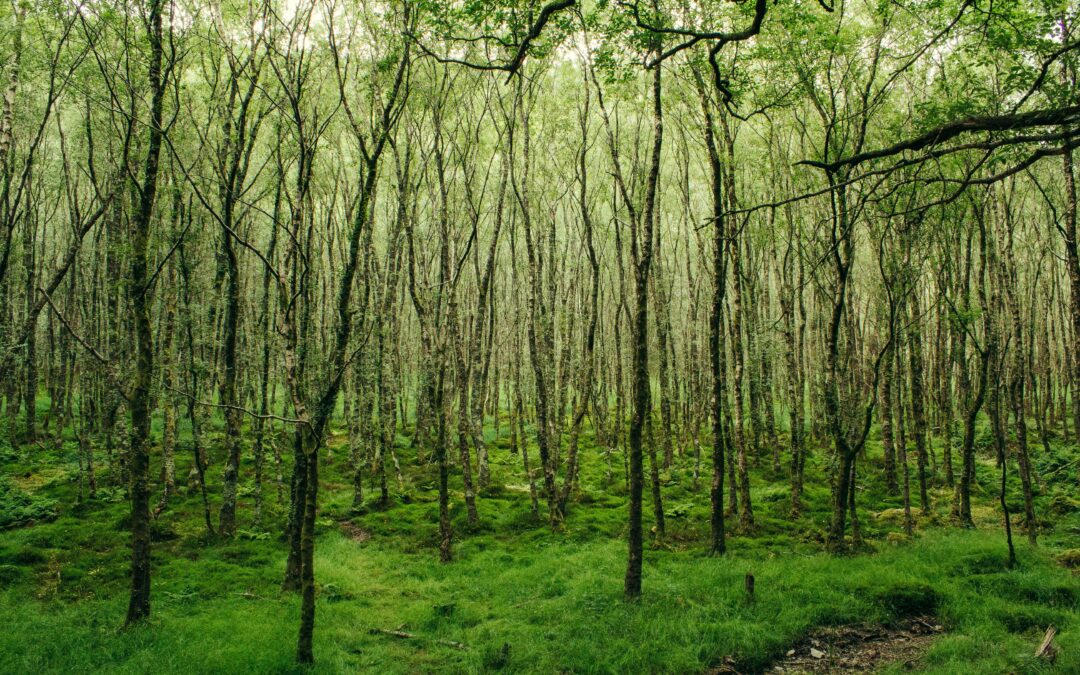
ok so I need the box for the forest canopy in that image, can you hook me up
[1,0,1079,671]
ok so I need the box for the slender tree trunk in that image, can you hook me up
[125,0,165,625]
[218,233,242,537]
[625,54,662,599]
[1058,145,1080,444]
[908,298,930,514]
[695,69,727,553]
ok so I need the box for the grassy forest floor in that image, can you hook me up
[1,404,1079,673]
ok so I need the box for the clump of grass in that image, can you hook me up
[870,581,940,619]
[1060,549,1080,569]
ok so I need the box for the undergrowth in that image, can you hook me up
[0,409,1076,673]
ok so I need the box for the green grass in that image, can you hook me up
[0,408,1078,673]
[0,529,1075,673]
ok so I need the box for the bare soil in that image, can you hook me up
[339,520,371,543]
[712,616,944,674]
[768,617,943,673]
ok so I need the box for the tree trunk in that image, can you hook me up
[125,0,165,625]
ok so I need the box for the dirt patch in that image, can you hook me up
[712,617,944,674]
[339,520,370,543]
[766,617,943,673]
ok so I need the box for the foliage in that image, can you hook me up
[0,476,58,530]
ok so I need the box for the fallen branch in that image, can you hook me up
[1035,625,1057,662]
[369,627,469,651]
[1041,457,1080,480]
[436,639,469,651]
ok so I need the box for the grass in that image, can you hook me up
[0,406,1078,673]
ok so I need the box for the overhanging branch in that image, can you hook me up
[798,104,1080,173]
[413,0,576,82]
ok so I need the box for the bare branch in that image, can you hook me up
[165,385,310,428]
[38,287,130,403]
